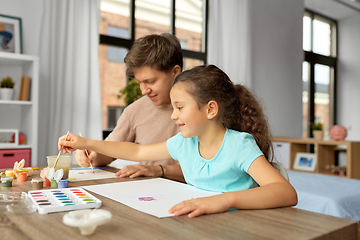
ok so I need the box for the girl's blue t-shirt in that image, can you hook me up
[166,129,263,193]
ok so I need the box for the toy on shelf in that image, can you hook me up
[326,164,347,176]
[330,125,347,141]
[12,132,26,145]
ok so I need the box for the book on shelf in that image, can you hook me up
[19,76,31,101]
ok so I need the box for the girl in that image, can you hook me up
[58,65,297,218]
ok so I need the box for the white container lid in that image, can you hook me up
[1,176,13,182]
[31,178,44,183]
[63,209,112,235]
[46,168,55,180]
[54,169,64,182]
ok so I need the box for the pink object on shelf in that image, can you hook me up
[0,149,31,169]
[330,125,347,141]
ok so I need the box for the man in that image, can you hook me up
[76,33,184,181]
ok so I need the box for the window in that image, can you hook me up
[107,106,125,129]
[302,10,337,138]
[107,26,128,63]
[99,0,208,130]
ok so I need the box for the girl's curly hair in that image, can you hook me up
[173,64,273,161]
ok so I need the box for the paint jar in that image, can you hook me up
[17,170,28,182]
[5,170,15,179]
[58,178,68,188]
[31,178,44,189]
[51,179,58,188]
[1,176,13,187]
[47,155,71,178]
[43,177,51,187]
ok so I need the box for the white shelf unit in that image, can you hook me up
[0,52,39,166]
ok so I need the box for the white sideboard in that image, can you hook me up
[0,52,39,167]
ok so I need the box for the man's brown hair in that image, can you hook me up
[124,33,183,77]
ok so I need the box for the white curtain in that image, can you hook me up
[37,0,102,165]
[208,0,251,87]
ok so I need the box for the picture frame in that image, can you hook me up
[0,129,19,147]
[0,14,23,53]
[293,152,317,172]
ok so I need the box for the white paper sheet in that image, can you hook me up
[82,178,221,218]
[68,168,116,181]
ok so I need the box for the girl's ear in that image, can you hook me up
[207,100,219,119]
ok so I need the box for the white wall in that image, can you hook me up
[0,0,44,55]
[337,14,360,140]
[249,0,304,138]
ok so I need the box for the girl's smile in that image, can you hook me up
[170,83,208,138]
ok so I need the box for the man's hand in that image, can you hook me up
[115,165,162,178]
[75,149,97,168]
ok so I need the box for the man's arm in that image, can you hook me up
[76,107,135,168]
[116,164,185,182]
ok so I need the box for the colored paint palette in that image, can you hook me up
[28,188,102,214]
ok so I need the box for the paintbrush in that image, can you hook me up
[53,131,70,168]
[79,132,94,174]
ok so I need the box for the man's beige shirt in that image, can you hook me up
[106,96,179,165]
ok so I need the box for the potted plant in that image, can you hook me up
[117,78,143,105]
[0,76,15,100]
[311,122,323,141]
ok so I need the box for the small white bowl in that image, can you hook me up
[63,209,111,235]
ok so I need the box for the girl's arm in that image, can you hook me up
[58,133,171,162]
[169,156,297,218]
[227,156,298,209]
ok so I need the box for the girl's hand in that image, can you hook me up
[168,194,231,218]
[58,132,86,154]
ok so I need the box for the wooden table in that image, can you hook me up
[0,167,358,240]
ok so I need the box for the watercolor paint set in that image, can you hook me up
[28,188,102,214]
